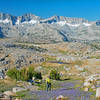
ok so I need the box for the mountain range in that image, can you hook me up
[0,13,100,43]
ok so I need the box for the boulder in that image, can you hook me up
[0,93,4,98]
[56,95,65,100]
[12,87,26,93]
[32,77,35,80]
[91,85,96,91]
[96,88,100,98]
[4,91,16,97]
[84,87,89,91]
[84,81,91,87]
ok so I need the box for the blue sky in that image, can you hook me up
[0,0,100,20]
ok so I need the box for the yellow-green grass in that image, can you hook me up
[0,78,17,92]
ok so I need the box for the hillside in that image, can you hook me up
[0,13,100,43]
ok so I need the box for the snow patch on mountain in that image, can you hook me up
[83,23,92,26]
[21,20,38,25]
[0,19,10,23]
[56,21,66,26]
[16,20,20,25]
[67,23,80,27]
[56,21,81,27]
[29,20,39,24]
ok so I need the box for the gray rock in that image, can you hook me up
[96,88,100,98]
[0,12,100,43]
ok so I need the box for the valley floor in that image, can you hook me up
[20,80,95,100]
[0,38,100,100]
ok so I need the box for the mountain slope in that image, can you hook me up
[0,13,100,43]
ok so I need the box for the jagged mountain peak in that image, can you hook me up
[0,12,100,43]
[0,12,92,25]
[21,13,40,20]
[16,13,40,25]
[0,12,17,25]
[40,15,89,24]
[0,13,40,25]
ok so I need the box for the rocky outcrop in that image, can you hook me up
[0,13,17,25]
[0,27,4,38]
[96,20,100,26]
[96,88,100,98]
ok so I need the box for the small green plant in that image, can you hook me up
[28,66,34,79]
[50,70,60,80]
[6,66,42,81]
[16,90,28,98]
[33,71,42,79]
[7,68,19,80]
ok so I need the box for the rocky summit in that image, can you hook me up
[0,12,100,43]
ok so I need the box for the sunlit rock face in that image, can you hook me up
[0,12,100,43]
[96,88,100,98]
